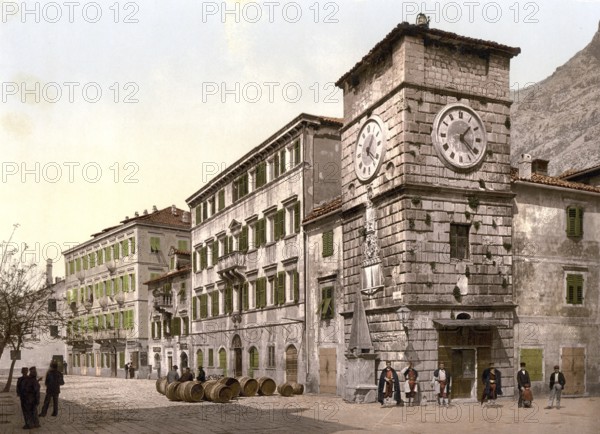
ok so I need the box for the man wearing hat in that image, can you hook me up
[432,361,451,406]
[481,362,502,405]
[517,362,531,408]
[377,361,402,406]
[546,365,566,409]
[167,365,180,384]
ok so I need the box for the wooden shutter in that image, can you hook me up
[280,149,286,174]
[294,140,300,165]
[566,274,576,304]
[567,207,583,237]
[152,321,155,339]
[218,190,225,211]
[212,241,218,264]
[240,226,248,252]
[212,292,219,316]
[122,240,129,257]
[242,282,249,311]
[322,231,333,257]
[294,202,301,233]
[277,272,286,305]
[293,270,299,303]
[225,285,233,314]
[274,154,280,178]
[193,251,197,272]
[219,349,227,376]
[192,296,198,320]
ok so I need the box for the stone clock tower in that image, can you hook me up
[336,20,520,402]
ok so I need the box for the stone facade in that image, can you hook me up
[186,114,342,384]
[336,23,520,402]
[513,163,600,397]
[63,206,191,379]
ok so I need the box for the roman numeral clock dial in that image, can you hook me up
[431,103,488,171]
[354,116,387,183]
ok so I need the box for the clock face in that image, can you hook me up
[431,103,488,171]
[354,117,386,183]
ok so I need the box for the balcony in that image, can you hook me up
[153,291,173,314]
[216,251,246,281]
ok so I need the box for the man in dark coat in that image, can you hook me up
[180,367,194,382]
[517,362,531,408]
[124,362,130,379]
[128,363,135,380]
[40,361,64,417]
[21,367,41,429]
[377,361,402,406]
[545,365,566,409]
[197,366,206,382]
[16,367,32,429]
[481,362,502,405]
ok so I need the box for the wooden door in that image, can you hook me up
[451,349,475,398]
[235,349,242,377]
[319,348,336,394]
[285,346,298,383]
[562,347,585,395]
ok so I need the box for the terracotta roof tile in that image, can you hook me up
[558,163,600,180]
[303,197,342,224]
[143,265,191,285]
[511,168,600,194]
[336,22,520,87]
[93,206,190,237]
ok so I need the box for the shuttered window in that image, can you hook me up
[192,296,198,320]
[105,247,111,261]
[275,209,286,241]
[322,230,334,258]
[200,294,208,319]
[566,207,583,238]
[171,317,181,336]
[211,241,218,265]
[294,140,301,165]
[255,162,267,188]
[242,282,249,311]
[201,246,208,270]
[320,286,334,319]
[219,349,227,377]
[450,224,470,260]
[211,292,219,317]
[239,226,249,252]
[255,278,267,308]
[197,350,203,368]
[122,240,129,257]
[195,205,202,225]
[566,274,584,305]
[292,270,299,303]
[249,347,259,369]
[150,237,160,253]
[113,243,120,259]
[178,240,188,251]
[225,285,233,314]
[294,201,301,233]
[208,349,214,367]
[218,189,225,211]
[280,149,286,174]
[276,272,286,305]
[193,251,198,273]
[273,154,280,178]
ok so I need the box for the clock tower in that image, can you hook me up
[336,20,520,402]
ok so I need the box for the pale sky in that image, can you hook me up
[1,0,599,274]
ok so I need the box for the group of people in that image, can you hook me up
[378,360,567,409]
[166,365,207,384]
[16,361,64,430]
[124,362,136,379]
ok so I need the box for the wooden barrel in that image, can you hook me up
[166,381,183,401]
[203,380,233,403]
[178,381,205,402]
[237,377,259,397]
[277,382,294,397]
[156,377,168,395]
[218,377,241,398]
[257,377,276,396]
[290,382,304,395]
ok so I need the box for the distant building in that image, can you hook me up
[559,163,600,188]
[186,113,342,383]
[145,247,192,379]
[62,206,190,378]
[513,156,600,397]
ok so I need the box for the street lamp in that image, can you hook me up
[396,305,411,338]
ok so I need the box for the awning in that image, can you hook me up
[433,319,507,328]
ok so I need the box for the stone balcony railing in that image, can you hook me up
[216,251,246,281]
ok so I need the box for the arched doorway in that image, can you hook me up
[285,345,298,383]
[180,352,188,369]
[232,335,242,377]
[154,353,161,378]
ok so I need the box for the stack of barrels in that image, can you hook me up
[156,376,303,403]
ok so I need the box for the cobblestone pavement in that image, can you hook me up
[0,376,598,433]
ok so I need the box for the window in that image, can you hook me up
[275,272,286,305]
[223,235,234,257]
[113,243,120,260]
[208,349,214,367]
[49,325,59,338]
[192,296,197,320]
[249,347,259,369]
[274,209,286,241]
[193,250,198,273]
[97,249,104,265]
[279,149,286,175]
[171,317,181,336]
[202,201,208,221]
[450,224,470,260]
[255,277,267,308]
[566,274,584,304]
[82,256,88,270]
[268,345,276,368]
[242,282,249,311]
[75,258,81,272]
[209,197,215,216]
[195,205,202,225]
[239,226,249,252]
[218,189,225,211]
[150,237,160,253]
[254,219,266,248]
[211,241,219,265]
[293,139,301,166]
[200,294,208,319]
[104,246,111,261]
[224,285,233,314]
[255,162,267,189]
[566,206,583,238]
[89,253,95,268]
[121,240,129,257]
[211,291,220,317]
[322,230,334,258]
[200,246,208,270]
[197,350,203,368]
[232,172,249,202]
[48,298,57,313]
[183,317,190,336]
[320,286,334,319]
[219,349,227,376]
[272,154,280,179]
[178,240,188,251]
[294,202,301,234]
[292,270,299,303]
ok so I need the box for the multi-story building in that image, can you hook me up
[63,205,190,378]
[186,113,342,383]
[513,157,600,397]
[145,247,192,379]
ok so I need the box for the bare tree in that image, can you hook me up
[0,225,65,392]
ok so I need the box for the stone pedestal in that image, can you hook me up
[343,352,379,403]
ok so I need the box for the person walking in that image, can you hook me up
[377,361,401,406]
[517,362,531,408]
[545,365,566,409]
[40,361,64,417]
[197,366,206,382]
[167,365,180,384]
[432,362,451,406]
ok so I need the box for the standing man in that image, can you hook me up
[167,365,180,384]
[23,367,41,429]
[40,361,64,417]
[16,367,32,429]
[63,361,68,375]
[124,362,130,379]
[377,361,401,406]
[400,361,419,406]
[517,362,531,408]
[545,365,566,410]
[481,362,503,405]
[128,363,135,380]
[197,366,206,382]
[432,362,451,406]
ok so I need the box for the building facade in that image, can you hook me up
[186,113,342,383]
[335,22,521,402]
[513,157,600,397]
[63,206,190,378]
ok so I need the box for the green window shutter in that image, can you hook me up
[254,222,260,248]
[567,207,584,237]
[232,180,239,203]
[242,282,249,311]
[202,247,208,270]
[192,296,197,320]
[280,149,286,174]
[151,321,155,339]
[157,322,161,339]
[114,243,120,259]
[260,278,267,308]
[219,350,227,376]
[250,348,259,369]
[184,317,190,335]
[76,258,81,272]
[294,202,301,233]
[83,256,88,270]
[322,230,334,257]
[131,237,136,254]
[212,292,219,317]
[123,275,129,292]
[566,274,575,304]
[131,274,135,291]
[229,236,234,254]
[105,247,111,261]
[274,154,280,178]
[122,240,129,257]
[218,189,225,211]
[212,241,218,265]
[294,140,301,165]
[98,249,103,265]
[196,205,202,225]
[89,253,95,268]
[277,272,286,305]
[225,285,233,314]
[119,352,125,368]
[256,162,267,188]
[178,240,188,251]
[201,294,208,319]
[260,219,266,246]
[208,349,214,367]
[193,251,198,273]
[240,226,248,252]
[293,270,299,303]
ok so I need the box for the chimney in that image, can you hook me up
[134,211,139,217]
[171,205,178,216]
[182,212,190,224]
[143,209,148,215]
[152,205,158,213]
[46,259,53,286]
[519,154,532,180]
[532,159,549,176]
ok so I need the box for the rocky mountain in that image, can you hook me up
[511,22,600,176]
